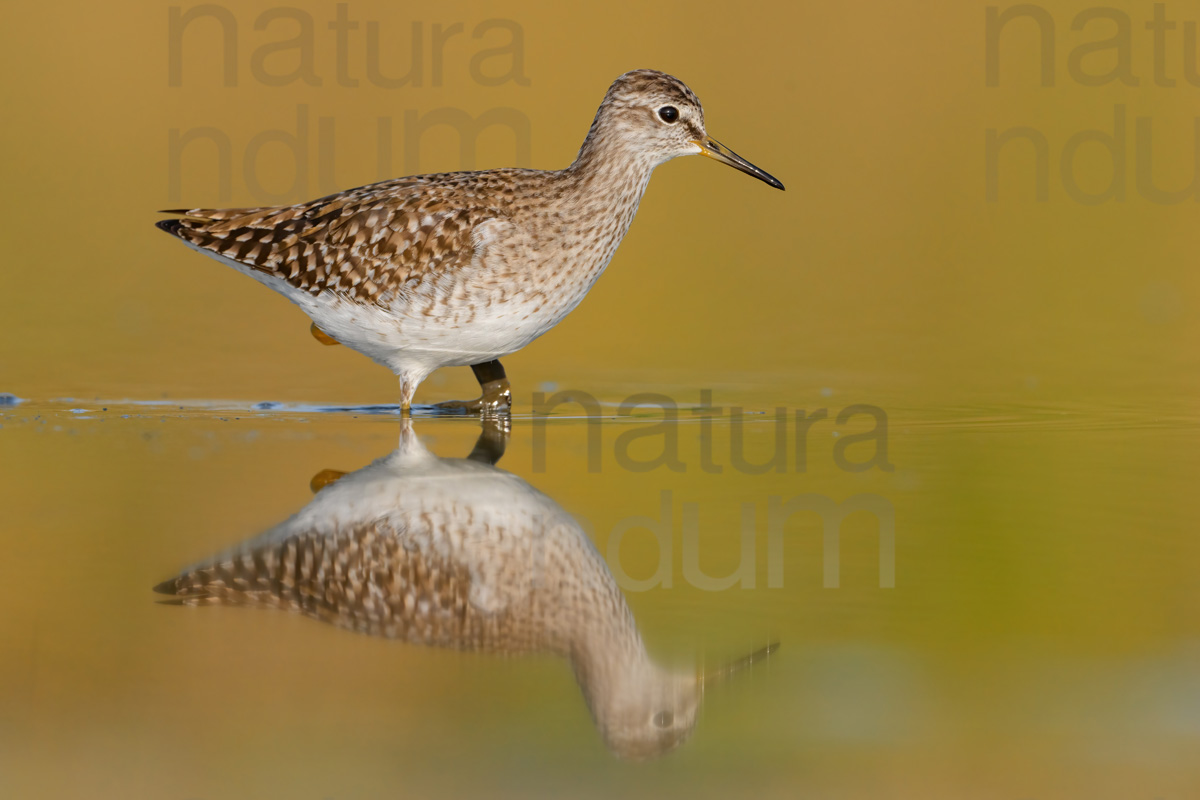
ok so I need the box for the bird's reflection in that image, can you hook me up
[155,418,773,760]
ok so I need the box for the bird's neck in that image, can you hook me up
[559,121,659,227]
[568,604,652,720]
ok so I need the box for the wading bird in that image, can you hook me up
[157,70,783,412]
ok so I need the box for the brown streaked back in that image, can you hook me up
[156,170,544,304]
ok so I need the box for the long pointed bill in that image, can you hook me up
[694,137,785,190]
[699,641,780,692]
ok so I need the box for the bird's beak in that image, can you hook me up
[699,641,780,693]
[693,137,785,190]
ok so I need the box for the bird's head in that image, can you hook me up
[579,641,780,760]
[592,69,784,190]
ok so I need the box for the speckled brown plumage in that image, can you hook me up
[158,171,540,305]
[154,509,626,658]
[156,523,481,643]
[156,69,783,409]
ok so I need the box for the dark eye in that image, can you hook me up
[658,106,679,123]
[652,710,674,728]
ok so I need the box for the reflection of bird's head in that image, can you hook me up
[577,640,780,760]
[580,658,702,761]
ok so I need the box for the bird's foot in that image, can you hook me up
[310,323,341,346]
[432,378,512,415]
[309,468,348,493]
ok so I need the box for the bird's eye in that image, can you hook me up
[652,710,674,728]
[658,106,679,124]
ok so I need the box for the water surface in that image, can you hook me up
[2,389,1196,798]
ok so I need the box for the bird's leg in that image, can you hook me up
[309,469,348,493]
[466,414,511,465]
[310,323,341,346]
[433,360,512,414]
[399,375,418,415]
[473,360,513,410]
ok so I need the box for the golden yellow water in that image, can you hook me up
[2,0,1199,797]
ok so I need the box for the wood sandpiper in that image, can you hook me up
[153,418,777,759]
[157,70,784,413]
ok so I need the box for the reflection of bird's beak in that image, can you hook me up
[699,641,780,692]
[693,137,785,190]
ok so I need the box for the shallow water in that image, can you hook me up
[2,390,1197,799]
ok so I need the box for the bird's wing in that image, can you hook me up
[157,175,516,304]
[152,521,479,640]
